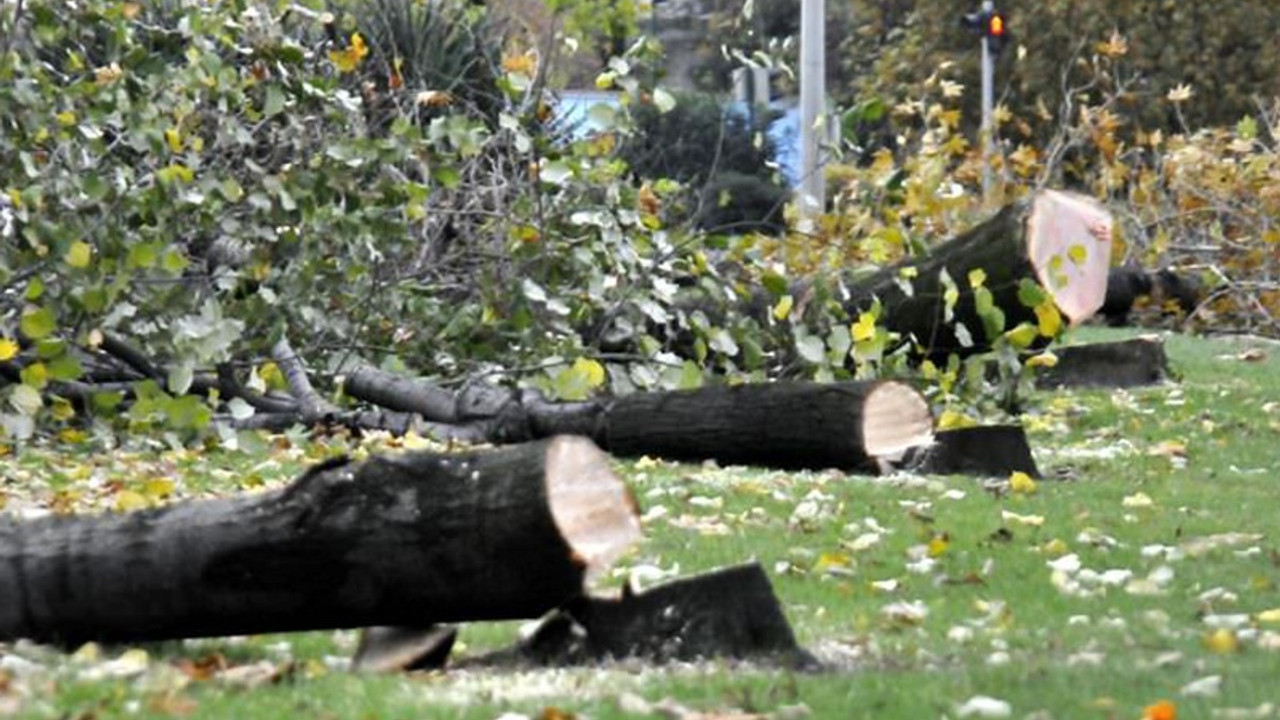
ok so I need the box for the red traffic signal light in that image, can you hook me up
[988,13,1005,38]
[961,7,1008,54]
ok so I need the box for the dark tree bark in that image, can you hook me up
[595,380,933,473]
[0,436,641,646]
[344,371,935,473]
[1035,336,1170,388]
[901,426,1041,478]
[842,189,1112,362]
[478,562,813,668]
[1100,267,1201,327]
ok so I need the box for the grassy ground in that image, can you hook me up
[3,328,1280,719]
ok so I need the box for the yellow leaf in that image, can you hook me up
[0,337,17,361]
[65,240,92,269]
[851,312,877,342]
[1034,301,1062,338]
[815,551,853,572]
[142,478,175,500]
[50,397,75,422]
[927,533,950,557]
[1002,510,1044,527]
[58,428,87,444]
[114,490,149,512]
[1003,322,1039,349]
[501,51,537,77]
[259,361,286,390]
[328,32,369,73]
[1009,471,1037,494]
[164,127,184,153]
[56,110,77,127]
[1203,628,1239,654]
[572,357,605,388]
[1042,538,1069,556]
[967,268,987,289]
[938,409,978,430]
[1025,351,1058,368]
[773,295,794,321]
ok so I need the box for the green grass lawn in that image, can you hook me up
[4,328,1280,719]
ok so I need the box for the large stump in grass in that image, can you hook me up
[844,189,1112,361]
[0,437,641,646]
[592,380,934,473]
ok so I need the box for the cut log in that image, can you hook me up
[844,189,1112,361]
[478,562,814,669]
[1034,336,1170,388]
[343,365,935,474]
[900,426,1040,478]
[594,380,933,473]
[0,436,641,646]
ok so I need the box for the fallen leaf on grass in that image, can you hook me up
[1181,674,1223,698]
[1008,471,1037,494]
[1181,533,1264,557]
[1001,510,1044,527]
[881,600,928,626]
[1122,492,1154,508]
[1202,628,1240,654]
[955,695,1012,718]
[1143,700,1177,720]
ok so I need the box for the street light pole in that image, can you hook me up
[979,0,994,200]
[799,0,825,221]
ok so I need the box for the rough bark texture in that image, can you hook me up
[481,563,812,668]
[598,380,932,472]
[844,190,1112,362]
[0,436,640,646]
[344,370,934,474]
[1036,337,1170,388]
[901,426,1041,478]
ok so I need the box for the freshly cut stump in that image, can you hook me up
[901,425,1041,478]
[0,436,641,646]
[601,380,934,473]
[1035,336,1170,388]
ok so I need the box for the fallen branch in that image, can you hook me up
[0,436,641,646]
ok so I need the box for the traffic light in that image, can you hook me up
[962,7,1008,56]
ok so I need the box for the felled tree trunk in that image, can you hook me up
[343,371,935,473]
[0,436,641,646]
[593,380,933,473]
[844,189,1112,361]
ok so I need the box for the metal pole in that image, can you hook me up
[799,0,825,220]
[980,0,994,200]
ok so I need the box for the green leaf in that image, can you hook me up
[677,360,703,390]
[65,241,93,269]
[19,306,56,340]
[8,384,43,416]
[47,355,83,382]
[796,333,825,364]
[1017,279,1048,308]
[263,85,286,117]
